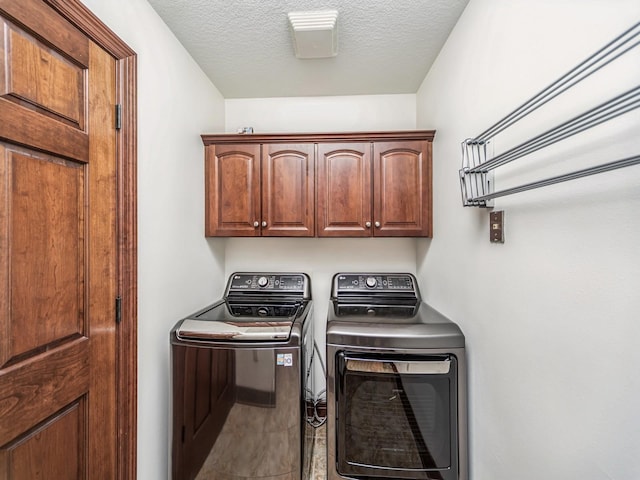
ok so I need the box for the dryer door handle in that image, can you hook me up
[345,358,451,375]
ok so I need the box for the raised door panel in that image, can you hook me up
[373,140,432,237]
[317,143,371,237]
[0,16,88,162]
[262,143,314,237]
[1,23,84,128]
[0,399,86,479]
[2,149,85,364]
[205,144,261,236]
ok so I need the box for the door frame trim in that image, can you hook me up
[43,1,138,478]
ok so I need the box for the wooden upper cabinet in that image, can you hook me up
[317,143,372,237]
[202,131,434,238]
[204,142,314,237]
[373,140,432,237]
[317,139,432,237]
[262,144,315,237]
[205,144,261,236]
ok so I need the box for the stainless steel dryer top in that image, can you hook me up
[326,272,465,350]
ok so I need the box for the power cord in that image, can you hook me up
[306,340,327,427]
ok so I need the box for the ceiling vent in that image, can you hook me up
[287,10,338,59]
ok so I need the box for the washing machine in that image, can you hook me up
[326,273,467,480]
[171,272,314,480]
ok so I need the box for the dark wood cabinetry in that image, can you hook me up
[262,143,315,236]
[373,140,432,237]
[205,142,314,236]
[316,140,432,237]
[202,131,434,238]
[205,143,260,236]
[317,143,372,236]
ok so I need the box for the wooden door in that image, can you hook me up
[0,2,120,478]
[205,143,261,236]
[317,143,372,237]
[262,143,314,237]
[373,140,432,237]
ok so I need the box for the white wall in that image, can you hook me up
[225,94,416,133]
[78,1,227,479]
[224,94,419,394]
[416,1,640,479]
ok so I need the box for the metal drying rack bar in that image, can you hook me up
[459,21,640,207]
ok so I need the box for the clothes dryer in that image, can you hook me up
[326,273,467,480]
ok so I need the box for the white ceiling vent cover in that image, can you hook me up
[288,10,338,59]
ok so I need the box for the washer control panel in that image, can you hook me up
[226,272,310,298]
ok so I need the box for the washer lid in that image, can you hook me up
[177,318,293,341]
[176,301,300,341]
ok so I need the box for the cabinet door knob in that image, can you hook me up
[365,221,371,228]
[253,221,259,228]
[374,221,381,228]
[261,221,267,227]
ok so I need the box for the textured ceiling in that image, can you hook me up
[146,0,469,99]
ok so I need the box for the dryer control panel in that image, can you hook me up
[331,273,421,317]
[332,273,418,296]
[334,273,416,293]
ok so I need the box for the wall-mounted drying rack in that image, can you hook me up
[460,21,640,207]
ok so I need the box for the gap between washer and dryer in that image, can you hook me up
[309,424,327,479]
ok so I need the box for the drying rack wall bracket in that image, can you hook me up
[459,140,493,208]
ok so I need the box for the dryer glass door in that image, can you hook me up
[336,353,458,480]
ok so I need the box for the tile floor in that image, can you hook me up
[309,424,327,479]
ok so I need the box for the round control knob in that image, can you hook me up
[366,308,376,316]
[257,276,269,287]
[365,276,377,288]
[257,307,268,317]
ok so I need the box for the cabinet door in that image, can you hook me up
[373,140,432,237]
[262,143,315,236]
[317,143,372,237]
[205,144,261,236]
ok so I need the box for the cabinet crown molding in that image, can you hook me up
[201,130,436,145]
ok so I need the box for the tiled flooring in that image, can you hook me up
[309,424,327,479]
